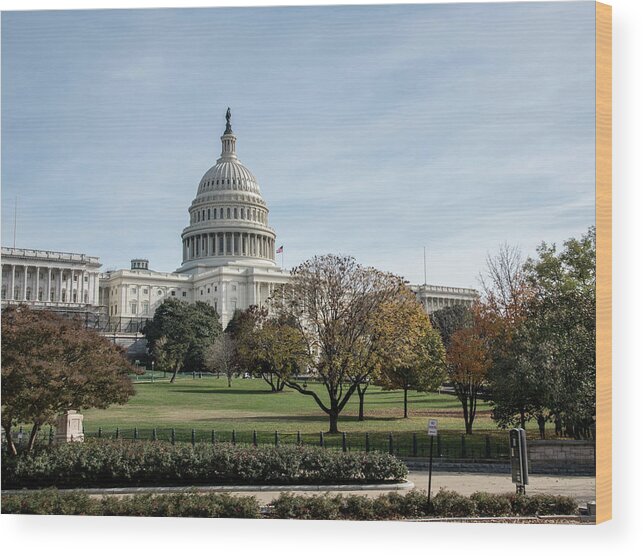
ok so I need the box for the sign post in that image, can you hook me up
[510,428,529,495]
[427,419,438,505]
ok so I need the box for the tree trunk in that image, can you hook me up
[328,409,339,434]
[26,423,41,453]
[537,415,546,439]
[403,387,409,418]
[3,425,18,456]
[227,373,232,387]
[519,409,526,429]
[358,389,365,421]
[170,366,179,383]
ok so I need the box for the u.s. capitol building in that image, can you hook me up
[1,110,477,345]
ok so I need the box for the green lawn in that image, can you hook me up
[82,375,536,439]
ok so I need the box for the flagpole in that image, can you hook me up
[423,246,427,285]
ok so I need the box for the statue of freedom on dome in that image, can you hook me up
[225,107,233,134]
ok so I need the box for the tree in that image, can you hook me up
[478,244,543,431]
[238,314,308,392]
[204,333,238,387]
[430,304,473,347]
[522,227,596,438]
[349,286,436,421]
[377,314,446,418]
[446,311,493,434]
[1,306,137,455]
[143,299,222,383]
[273,254,415,433]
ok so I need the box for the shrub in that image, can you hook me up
[270,493,342,520]
[430,489,476,517]
[0,488,99,515]
[339,494,377,520]
[1,489,260,518]
[1,440,407,489]
[509,493,578,516]
[470,492,513,517]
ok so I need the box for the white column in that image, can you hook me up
[22,265,28,300]
[47,268,52,302]
[36,266,40,301]
[10,265,16,300]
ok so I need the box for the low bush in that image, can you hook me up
[429,489,476,517]
[1,488,580,519]
[470,491,513,517]
[508,493,578,516]
[1,440,407,489]
[1,489,260,518]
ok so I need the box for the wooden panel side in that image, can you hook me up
[595,0,612,525]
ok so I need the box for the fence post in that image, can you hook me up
[388,432,394,455]
[319,431,324,448]
[342,432,347,453]
[365,432,370,453]
[253,430,258,447]
[213,430,217,444]
[297,431,301,446]
[97,427,102,439]
[461,434,466,458]
[191,429,196,446]
[171,428,176,445]
[485,435,492,459]
[275,431,279,447]
[152,428,157,441]
[192,371,196,379]
[232,430,237,445]
[412,433,418,457]
[134,427,139,440]
[115,427,120,440]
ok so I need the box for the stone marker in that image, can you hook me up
[54,410,84,444]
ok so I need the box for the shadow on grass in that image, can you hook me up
[193,414,402,424]
[168,389,279,395]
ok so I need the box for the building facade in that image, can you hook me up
[1,247,101,310]
[1,110,477,337]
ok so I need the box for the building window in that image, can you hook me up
[213,210,217,220]
[142,302,149,315]
[143,288,148,294]
[131,288,136,294]
[38,289,43,301]
[201,289,204,296]
[157,289,163,295]
[50,289,55,302]
[171,291,176,296]
[131,302,137,315]
[182,292,187,297]
[26,287,32,301]
[1,286,6,299]
[208,208,211,219]
[232,285,237,292]
[214,286,218,292]
[234,208,238,219]
[227,208,231,219]
[220,208,223,218]
[207,288,210,294]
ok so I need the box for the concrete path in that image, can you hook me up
[220,472,594,505]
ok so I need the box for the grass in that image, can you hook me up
[82,375,544,440]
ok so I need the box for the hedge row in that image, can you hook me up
[1,440,407,489]
[1,488,578,519]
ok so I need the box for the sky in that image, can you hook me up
[1,2,596,288]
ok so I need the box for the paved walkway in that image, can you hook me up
[214,473,594,505]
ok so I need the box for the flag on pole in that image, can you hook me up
[276,245,283,253]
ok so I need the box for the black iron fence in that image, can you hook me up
[2,426,511,460]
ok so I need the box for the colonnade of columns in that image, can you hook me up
[182,232,275,262]
[421,296,475,313]
[1,263,100,306]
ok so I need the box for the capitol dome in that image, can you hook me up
[178,109,277,274]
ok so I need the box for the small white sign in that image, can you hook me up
[428,419,438,436]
